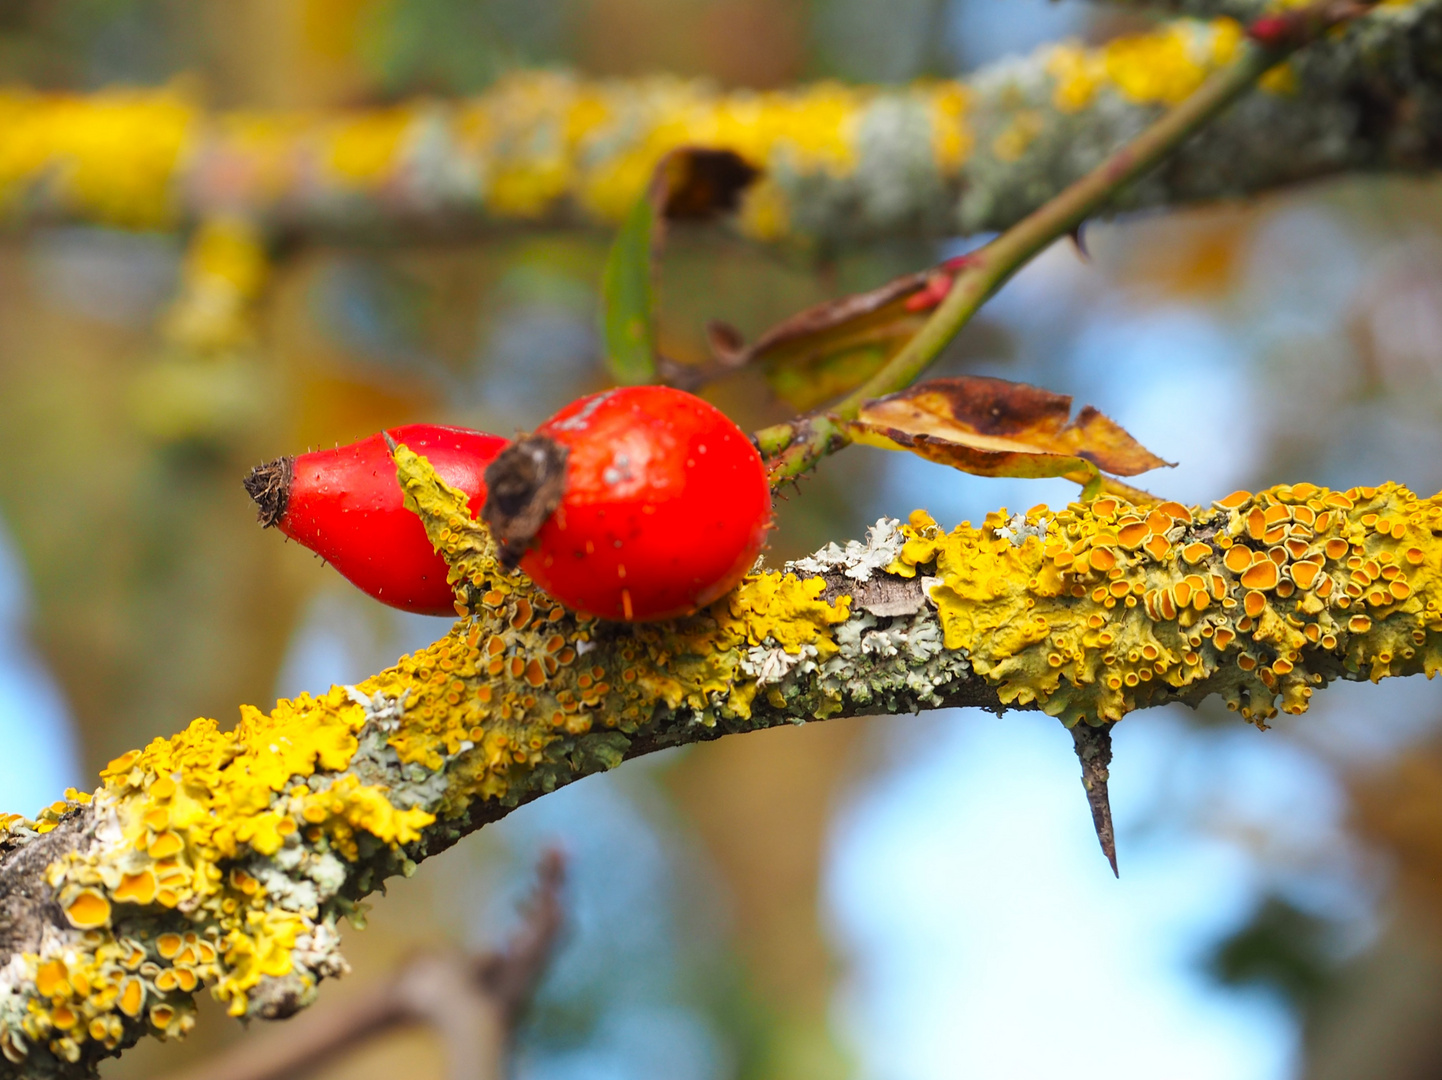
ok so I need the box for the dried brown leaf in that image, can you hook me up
[843,376,1171,483]
[707,257,970,410]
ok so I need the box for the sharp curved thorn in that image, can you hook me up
[1069,222,1090,262]
[1071,721,1118,877]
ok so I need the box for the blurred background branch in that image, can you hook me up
[0,5,1437,249]
[159,850,564,1080]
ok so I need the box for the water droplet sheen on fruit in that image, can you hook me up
[246,424,509,615]
[513,387,772,621]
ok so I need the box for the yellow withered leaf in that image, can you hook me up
[844,376,1171,489]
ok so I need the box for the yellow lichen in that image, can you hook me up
[158,215,271,353]
[0,87,194,227]
[17,451,1442,1071]
[324,107,417,186]
[1,445,861,1067]
[61,890,111,931]
[892,483,1442,726]
[369,444,851,784]
[8,682,439,1052]
[1047,19,1247,115]
[0,16,1319,248]
[992,111,1046,163]
[928,81,974,173]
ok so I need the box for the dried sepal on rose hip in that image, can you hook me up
[484,386,772,621]
[244,424,509,616]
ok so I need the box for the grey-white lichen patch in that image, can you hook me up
[786,517,905,581]
[742,641,824,687]
[340,694,448,812]
[994,511,1051,548]
[345,686,408,732]
[290,922,348,984]
[0,948,39,1064]
[784,518,933,618]
[249,855,322,917]
[818,607,973,712]
[743,518,973,714]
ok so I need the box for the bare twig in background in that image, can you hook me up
[160,851,565,1080]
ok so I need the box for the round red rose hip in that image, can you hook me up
[489,386,771,621]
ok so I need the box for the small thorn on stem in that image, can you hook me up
[1069,223,1090,262]
[1071,721,1118,877]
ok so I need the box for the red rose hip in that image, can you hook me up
[245,424,509,615]
[485,386,772,621]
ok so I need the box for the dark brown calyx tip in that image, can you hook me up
[482,435,569,568]
[244,456,294,529]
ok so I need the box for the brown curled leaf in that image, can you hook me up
[654,147,761,220]
[843,376,1172,487]
[707,256,973,411]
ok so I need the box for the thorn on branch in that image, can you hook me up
[1071,722,1118,878]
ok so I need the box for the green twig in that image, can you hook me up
[755,1,1377,487]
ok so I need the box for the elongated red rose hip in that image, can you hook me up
[245,424,509,615]
[483,386,772,621]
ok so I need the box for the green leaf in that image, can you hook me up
[602,192,659,386]
[600,148,760,387]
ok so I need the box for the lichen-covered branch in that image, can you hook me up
[0,4,1437,248]
[3,445,1442,1077]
